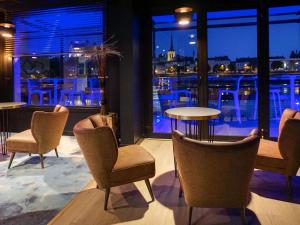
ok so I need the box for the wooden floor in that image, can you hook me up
[48,139,300,225]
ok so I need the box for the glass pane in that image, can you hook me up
[152,14,198,133]
[269,5,300,137]
[207,9,258,136]
[13,5,104,106]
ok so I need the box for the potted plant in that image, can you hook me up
[81,39,121,137]
[83,38,122,115]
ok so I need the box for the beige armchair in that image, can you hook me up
[172,129,260,225]
[73,115,156,210]
[7,105,69,169]
[255,108,300,197]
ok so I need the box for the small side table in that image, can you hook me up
[165,107,221,177]
[0,102,26,155]
[165,107,221,142]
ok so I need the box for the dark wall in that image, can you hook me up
[107,0,144,144]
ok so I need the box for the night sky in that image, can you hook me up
[153,6,300,60]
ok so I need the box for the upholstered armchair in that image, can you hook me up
[172,129,260,225]
[73,115,156,210]
[7,105,69,169]
[255,108,300,198]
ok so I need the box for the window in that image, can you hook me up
[152,14,198,133]
[269,5,300,137]
[13,4,104,106]
[207,9,258,136]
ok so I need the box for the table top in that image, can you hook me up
[165,107,221,120]
[0,102,27,110]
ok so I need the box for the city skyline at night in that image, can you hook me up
[153,6,300,60]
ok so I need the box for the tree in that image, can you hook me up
[207,64,211,72]
[227,62,236,72]
[248,61,257,72]
[271,61,284,71]
[213,64,220,73]
[219,64,226,72]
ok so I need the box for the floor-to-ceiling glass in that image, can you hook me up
[207,9,258,136]
[269,5,300,137]
[152,14,198,133]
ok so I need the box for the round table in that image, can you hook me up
[0,102,26,155]
[165,107,221,141]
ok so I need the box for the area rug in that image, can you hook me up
[0,138,91,225]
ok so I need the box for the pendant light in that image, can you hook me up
[175,7,193,26]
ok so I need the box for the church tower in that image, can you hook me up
[167,34,176,61]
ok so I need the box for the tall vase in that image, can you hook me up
[99,55,108,115]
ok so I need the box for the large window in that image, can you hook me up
[152,14,198,133]
[207,9,258,137]
[269,5,300,137]
[13,4,104,106]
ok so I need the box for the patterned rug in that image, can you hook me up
[0,137,91,225]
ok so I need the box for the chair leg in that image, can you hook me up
[241,207,247,225]
[178,175,183,198]
[188,206,193,225]
[145,179,155,201]
[174,156,178,177]
[54,148,59,158]
[29,153,31,156]
[8,152,15,169]
[40,154,44,168]
[104,188,110,210]
[286,175,293,200]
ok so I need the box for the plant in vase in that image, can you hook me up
[81,38,121,138]
[83,38,122,115]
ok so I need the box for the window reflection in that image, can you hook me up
[13,4,103,107]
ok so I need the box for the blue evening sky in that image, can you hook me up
[153,6,300,60]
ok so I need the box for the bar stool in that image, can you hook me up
[217,76,243,123]
[28,79,53,105]
[60,79,84,106]
[270,89,282,119]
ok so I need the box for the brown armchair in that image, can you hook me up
[172,129,260,225]
[73,115,156,210]
[255,108,300,197]
[7,105,69,169]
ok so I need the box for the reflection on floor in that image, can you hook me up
[49,138,300,225]
[153,116,280,137]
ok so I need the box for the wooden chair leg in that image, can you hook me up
[241,207,247,225]
[286,175,293,200]
[8,152,15,169]
[178,175,183,198]
[179,185,183,198]
[174,156,178,177]
[54,148,59,158]
[104,188,110,210]
[40,154,44,169]
[188,206,193,225]
[145,179,155,201]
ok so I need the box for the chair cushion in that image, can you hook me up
[6,129,38,153]
[255,139,287,173]
[110,145,155,187]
